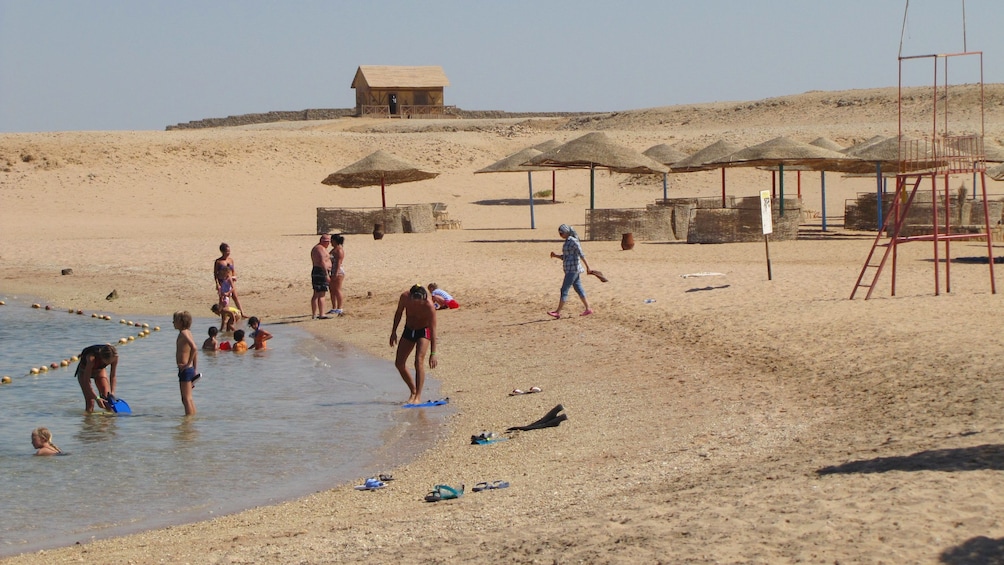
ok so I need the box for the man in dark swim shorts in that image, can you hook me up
[310,234,332,319]
[389,284,438,404]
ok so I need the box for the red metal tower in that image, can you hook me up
[850,49,996,299]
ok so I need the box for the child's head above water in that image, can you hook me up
[233,329,246,342]
[208,326,219,337]
[247,316,260,329]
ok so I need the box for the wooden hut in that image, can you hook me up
[351,65,452,118]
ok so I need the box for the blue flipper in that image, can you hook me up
[105,394,131,414]
[403,397,449,409]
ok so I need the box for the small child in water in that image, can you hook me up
[247,317,272,350]
[202,326,219,351]
[211,303,241,332]
[232,329,248,353]
[31,427,61,456]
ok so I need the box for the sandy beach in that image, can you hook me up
[4,85,1004,563]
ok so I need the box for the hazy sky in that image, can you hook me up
[1,0,999,132]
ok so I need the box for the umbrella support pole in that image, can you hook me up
[528,171,536,229]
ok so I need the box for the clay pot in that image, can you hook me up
[621,233,635,250]
[373,223,385,240]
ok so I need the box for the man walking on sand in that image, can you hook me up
[390,284,438,404]
[310,234,332,319]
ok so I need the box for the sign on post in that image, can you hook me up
[760,190,773,280]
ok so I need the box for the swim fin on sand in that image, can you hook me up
[506,404,567,432]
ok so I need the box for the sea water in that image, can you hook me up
[0,299,446,556]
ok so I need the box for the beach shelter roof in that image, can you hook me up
[708,136,863,172]
[531,139,562,153]
[525,132,669,174]
[989,162,1004,181]
[524,131,668,209]
[809,137,845,152]
[475,148,549,173]
[643,144,690,166]
[671,140,744,172]
[840,135,941,173]
[321,150,438,208]
[475,148,551,228]
[984,142,1004,163]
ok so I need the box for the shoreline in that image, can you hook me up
[0,296,452,560]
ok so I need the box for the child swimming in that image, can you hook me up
[31,427,61,456]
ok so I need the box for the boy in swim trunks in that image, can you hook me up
[389,284,438,404]
[174,311,199,416]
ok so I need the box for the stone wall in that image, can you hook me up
[316,204,435,235]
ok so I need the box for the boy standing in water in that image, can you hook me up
[390,284,438,404]
[173,311,199,416]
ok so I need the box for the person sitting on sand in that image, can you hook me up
[232,329,248,353]
[31,427,62,456]
[427,282,459,310]
[202,326,219,351]
[211,303,242,333]
[247,316,272,350]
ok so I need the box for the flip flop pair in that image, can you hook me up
[472,480,510,492]
[509,386,542,396]
[424,484,463,502]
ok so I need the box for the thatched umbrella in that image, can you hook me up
[474,147,552,229]
[810,137,845,231]
[671,139,744,208]
[988,162,1004,181]
[530,140,562,201]
[524,132,668,209]
[643,144,690,200]
[840,135,942,227]
[321,150,439,209]
[707,136,863,216]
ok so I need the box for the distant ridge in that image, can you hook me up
[165,108,600,130]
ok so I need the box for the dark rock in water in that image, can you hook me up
[61,268,73,275]
[106,290,118,301]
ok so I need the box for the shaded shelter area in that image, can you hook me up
[321,150,438,209]
[840,135,941,228]
[524,132,668,210]
[707,136,863,217]
[643,144,689,200]
[670,140,744,208]
[474,147,553,229]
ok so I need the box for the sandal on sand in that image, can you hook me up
[354,477,386,491]
[580,309,594,316]
[378,473,394,482]
[424,484,463,502]
[473,480,510,492]
[509,386,542,396]
[547,311,561,319]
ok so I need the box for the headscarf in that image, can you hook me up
[558,224,579,239]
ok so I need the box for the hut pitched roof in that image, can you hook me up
[351,66,450,89]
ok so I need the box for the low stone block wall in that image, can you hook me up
[687,197,801,244]
[584,207,675,241]
[316,204,436,235]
